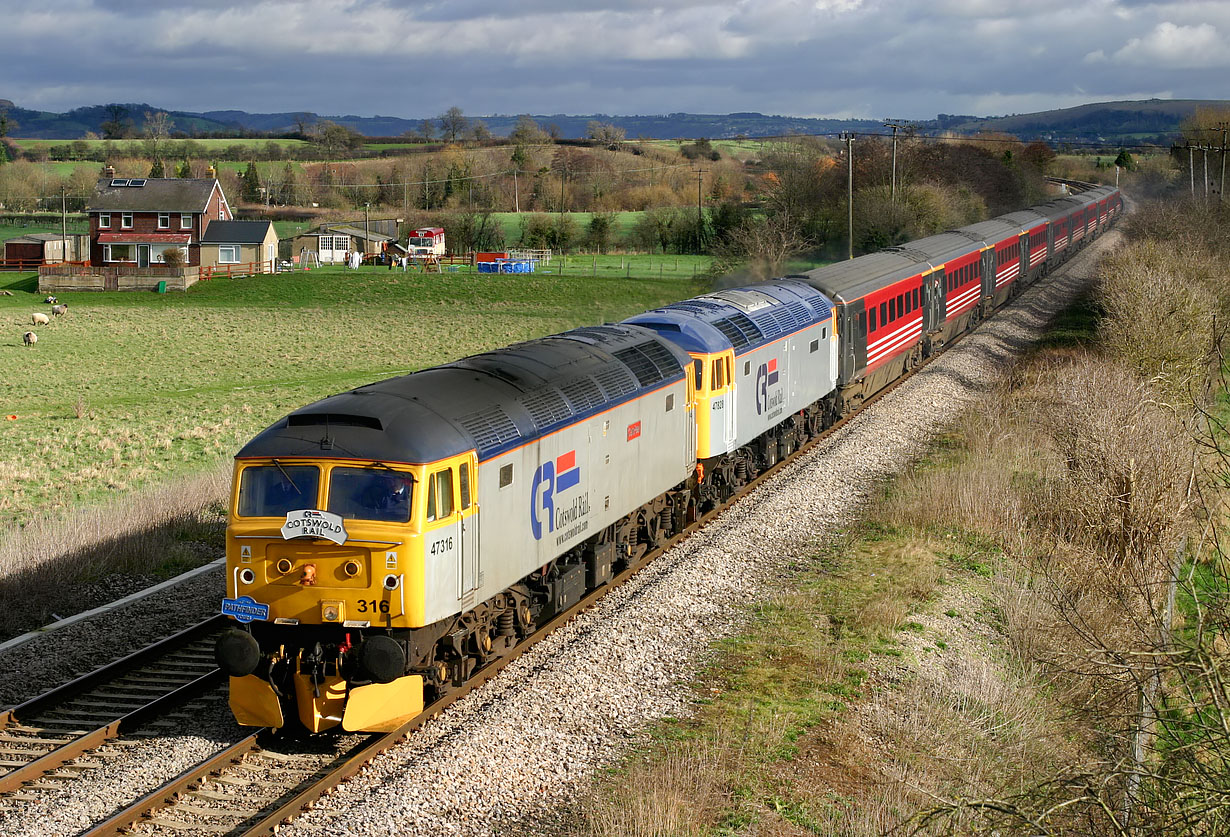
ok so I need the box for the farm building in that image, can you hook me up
[199,220,279,272]
[3,232,89,267]
[292,220,405,265]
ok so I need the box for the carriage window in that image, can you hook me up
[913,288,920,309]
[458,461,471,510]
[426,468,454,521]
[499,463,514,488]
[898,294,904,317]
[869,308,877,332]
[880,302,887,324]
[238,465,320,517]
[327,466,414,523]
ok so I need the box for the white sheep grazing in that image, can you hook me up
[43,296,57,304]
[31,312,50,326]
[23,331,37,347]
[51,304,68,317]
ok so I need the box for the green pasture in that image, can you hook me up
[0,261,707,525]
[0,220,89,243]
[11,138,315,153]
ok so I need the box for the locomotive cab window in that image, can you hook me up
[711,358,725,389]
[238,464,320,517]
[693,359,703,390]
[459,461,472,510]
[327,466,414,523]
[426,468,455,522]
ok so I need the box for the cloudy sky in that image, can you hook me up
[5,0,1229,120]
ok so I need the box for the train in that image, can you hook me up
[215,183,1122,733]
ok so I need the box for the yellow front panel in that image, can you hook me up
[692,350,735,459]
[226,458,429,628]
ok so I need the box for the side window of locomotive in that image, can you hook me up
[499,463,514,489]
[427,468,455,522]
[238,465,320,517]
[693,359,704,391]
[712,359,725,389]
[458,462,471,510]
[810,339,819,353]
[666,393,674,412]
[327,466,413,523]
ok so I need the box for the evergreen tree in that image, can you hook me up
[148,158,165,178]
[279,162,297,204]
[175,158,193,178]
[241,162,263,202]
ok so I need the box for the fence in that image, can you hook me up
[0,258,55,272]
[508,249,553,264]
[198,260,276,281]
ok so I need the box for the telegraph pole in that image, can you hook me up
[61,187,68,263]
[364,202,370,259]
[883,120,908,202]
[840,132,855,260]
[1220,124,1229,204]
[1189,144,1195,198]
[694,168,708,253]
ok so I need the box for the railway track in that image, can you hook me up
[0,615,229,798]
[77,308,959,837]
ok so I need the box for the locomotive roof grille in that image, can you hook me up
[521,387,573,431]
[712,316,754,350]
[456,404,522,455]
[593,365,639,400]
[613,340,682,388]
[559,376,606,413]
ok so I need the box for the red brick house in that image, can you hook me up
[87,170,232,268]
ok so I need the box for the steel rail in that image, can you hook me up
[0,614,229,794]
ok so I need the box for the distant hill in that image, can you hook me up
[0,98,1224,143]
[936,99,1229,143]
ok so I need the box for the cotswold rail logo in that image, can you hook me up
[756,358,783,416]
[531,450,590,543]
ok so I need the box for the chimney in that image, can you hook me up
[206,165,217,180]
[103,164,115,179]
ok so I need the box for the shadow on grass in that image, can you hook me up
[0,504,225,642]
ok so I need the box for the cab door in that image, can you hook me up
[458,455,479,596]
[711,352,736,448]
[424,465,463,601]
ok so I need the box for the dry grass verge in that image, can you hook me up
[0,463,228,639]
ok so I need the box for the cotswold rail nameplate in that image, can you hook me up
[281,509,348,545]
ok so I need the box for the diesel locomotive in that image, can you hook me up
[215,184,1121,732]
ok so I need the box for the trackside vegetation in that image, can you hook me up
[566,195,1230,836]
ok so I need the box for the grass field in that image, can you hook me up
[11,138,315,154]
[0,221,89,243]
[0,261,706,526]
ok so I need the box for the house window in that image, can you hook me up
[180,214,192,230]
[99,213,111,229]
[121,213,133,229]
[103,244,134,262]
[157,213,170,229]
[219,245,240,264]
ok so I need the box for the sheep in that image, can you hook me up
[51,304,68,317]
[0,290,13,296]
[31,312,50,326]
[43,296,57,304]
[23,331,37,347]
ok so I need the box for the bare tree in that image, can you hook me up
[586,120,626,150]
[438,106,469,143]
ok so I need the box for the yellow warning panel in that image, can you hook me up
[342,676,425,732]
[229,675,284,728]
